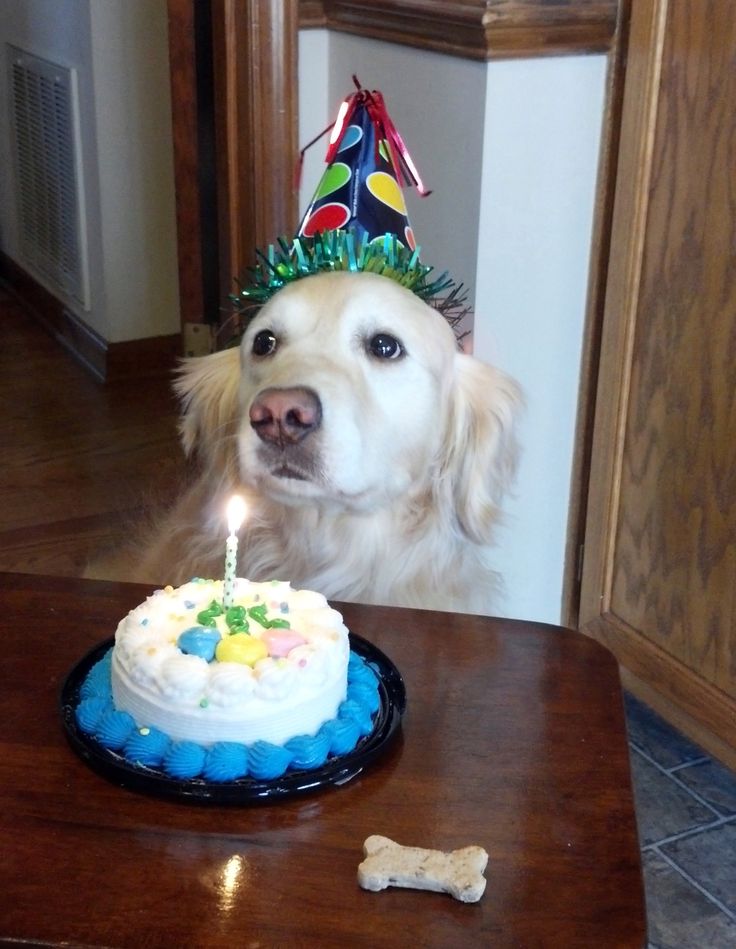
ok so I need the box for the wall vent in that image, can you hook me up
[7,45,89,308]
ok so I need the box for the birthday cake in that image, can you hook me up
[74,578,381,783]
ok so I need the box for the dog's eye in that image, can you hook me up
[252,329,278,356]
[368,333,404,360]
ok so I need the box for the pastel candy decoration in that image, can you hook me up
[178,626,222,662]
[216,633,268,666]
[262,628,307,658]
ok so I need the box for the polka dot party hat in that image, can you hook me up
[223,79,470,348]
[298,79,429,248]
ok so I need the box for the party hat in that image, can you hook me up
[224,79,470,347]
[298,79,429,248]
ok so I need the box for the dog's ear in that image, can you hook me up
[438,354,522,545]
[173,348,241,465]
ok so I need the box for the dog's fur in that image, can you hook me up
[105,271,521,614]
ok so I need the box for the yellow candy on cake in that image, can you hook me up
[216,633,268,666]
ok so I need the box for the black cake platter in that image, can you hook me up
[61,633,405,805]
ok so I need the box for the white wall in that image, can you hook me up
[0,0,179,342]
[299,31,607,623]
[475,56,607,623]
[297,30,331,219]
[88,1,180,342]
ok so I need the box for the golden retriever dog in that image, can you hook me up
[114,270,521,614]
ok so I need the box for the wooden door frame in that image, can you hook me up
[167,0,298,353]
[560,0,631,626]
[578,0,736,769]
[578,0,667,634]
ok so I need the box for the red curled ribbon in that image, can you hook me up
[323,76,432,197]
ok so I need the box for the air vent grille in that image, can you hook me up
[8,46,88,307]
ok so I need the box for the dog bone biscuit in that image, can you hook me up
[357,834,488,903]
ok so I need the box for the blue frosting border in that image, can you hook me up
[75,649,381,782]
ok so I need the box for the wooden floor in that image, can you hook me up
[0,286,183,578]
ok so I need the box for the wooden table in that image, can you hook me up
[1,572,645,947]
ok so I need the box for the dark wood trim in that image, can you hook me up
[299,0,327,27]
[1,253,181,382]
[561,0,630,627]
[167,0,207,327]
[592,618,736,773]
[621,667,736,775]
[105,334,183,382]
[213,0,299,308]
[168,0,298,332]
[1,252,107,380]
[300,0,620,59]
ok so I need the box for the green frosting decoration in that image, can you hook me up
[225,605,249,635]
[246,603,291,630]
[197,600,224,628]
[247,604,269,627]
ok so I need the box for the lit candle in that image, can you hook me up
[223,494,247,608]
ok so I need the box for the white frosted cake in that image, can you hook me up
[111,578,350,745]
[74,578,380,783]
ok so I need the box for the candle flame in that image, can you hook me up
[226,495,247,535]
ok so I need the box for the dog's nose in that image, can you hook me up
[249,386,322,445]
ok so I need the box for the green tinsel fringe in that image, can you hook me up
[220,229,470,348]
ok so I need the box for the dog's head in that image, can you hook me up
[177,270,520,542]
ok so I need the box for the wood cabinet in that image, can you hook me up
[579,0,736,769]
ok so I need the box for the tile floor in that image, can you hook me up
[624,694,736,948]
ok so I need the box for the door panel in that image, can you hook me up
[580,0,736,766]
